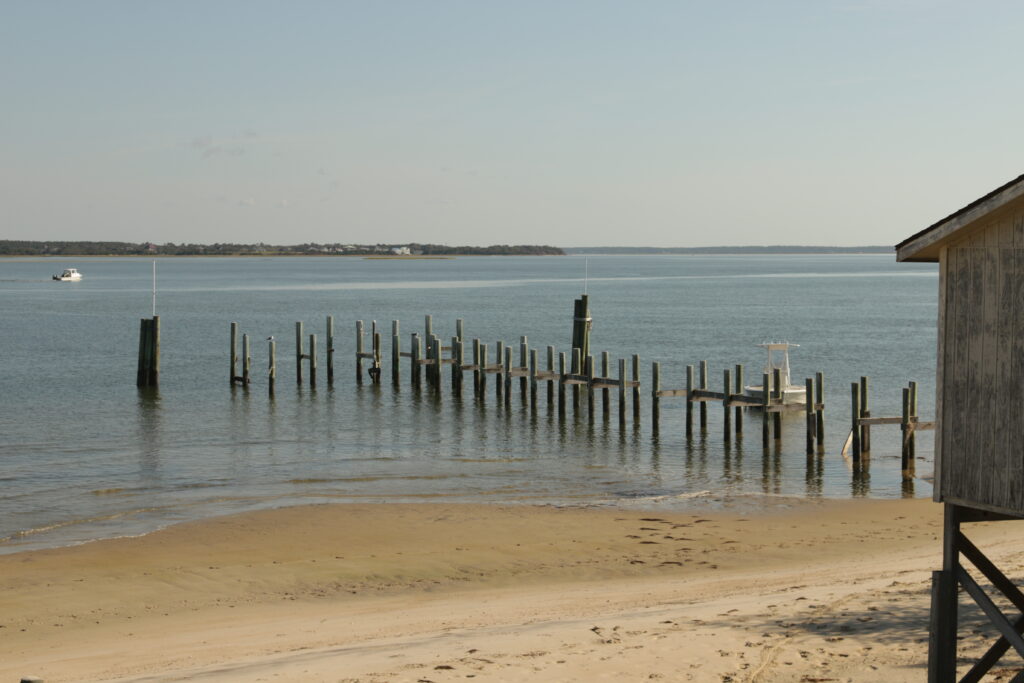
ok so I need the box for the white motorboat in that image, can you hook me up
[743,342,806,405]
[53,268,83,281]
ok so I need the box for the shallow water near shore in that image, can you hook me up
[0,253,937,553]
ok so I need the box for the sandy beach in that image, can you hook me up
[2,498,1022,682]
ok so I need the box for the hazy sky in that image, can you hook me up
[3,1,1022,247]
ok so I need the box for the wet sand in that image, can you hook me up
[2,499,1022,681]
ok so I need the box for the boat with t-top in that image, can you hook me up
[743,342,806,406]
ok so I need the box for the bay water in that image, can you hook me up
[0,254,938,553]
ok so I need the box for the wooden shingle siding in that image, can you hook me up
[940,210,1024,514]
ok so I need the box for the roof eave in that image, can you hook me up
[896,172,1024,263]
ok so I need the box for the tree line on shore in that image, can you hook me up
[0,241,565,256]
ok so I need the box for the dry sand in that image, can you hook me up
[2,498,1023,682]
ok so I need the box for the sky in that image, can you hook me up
[2,1,1023,248]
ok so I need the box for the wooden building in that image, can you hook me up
[897,173,1024,680]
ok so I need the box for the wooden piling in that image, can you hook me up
[734,364,744,434]
[547,346,555,405]
[353,321,362,384]
[136,315,160,388]
[529,348,538,408]
[652,361,661,431]
[909,381,918,467]
[585,354,595,419]
[762,372,770,447]
[723,369,732,440]
[851,382,862,460]
[296,321,305,385]
[456,318,464,342]
[699,360,708,430]
[309,334,317,387]
[473,338,481,392]
[558,352,566,415]
[411,332,421,386]
[496,341,506,399]
[451,336,461,392]
[433,336,443,391]
[242,333,251,386]
[479,343,488,394]
[860,376,870,452]
[268,337,276,396]
[571,348,581,411]
[805,378,815,455]
[520,336,529,400]
[902,387,911,475]
[685,365,694,437]
[503,344,513,404]
[772,368,782,439]
[229,321,238,385]
[632,354,641,422]
[601,351,610,418]
[391,320,400,385]
[815,372,825,448]
[326,315,335,386]
[618,358,627,424]
[571,295,591,361]
[424,314,433,341]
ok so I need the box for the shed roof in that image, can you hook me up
[896,172,1024,262]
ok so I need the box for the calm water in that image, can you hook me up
[0,254,938,553]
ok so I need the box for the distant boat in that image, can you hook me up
[53,268,83,282]
[743,342,806,405]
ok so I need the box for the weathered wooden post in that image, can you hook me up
[547,346,555,405]
[850,382,862,460]
[772,368,782,439]
[529,348,538,408]
[326,315,335,386]
[308,334,317,387]
[632,354,641,422]
[570,294,591,362]
[761,372,770,447]
[519,336,529,399]
[138,316,160,387]
[424,314,433,341]
[734,364,744,434]
[372,328,382,384]
[497,342,505,401]
[909,380,918,466]
[410,332,421,386]
[685,365,695,437]
[699,360,708,430]
[723,369,732,440]
[242,333,251,386]
[456,318,464,342]
[296,321,305,385]
[268,337,276,396]
[815,372,825,449]
[472,339,481,393]
[503,344,513,405]
[601,351,610,418]
[478,343,488,395]
[571,348,581,411]
[805,378,815,455]
[433,335,443,391]
[558,351,567,415]
[354,320,363,384]
[651,361,661,431]
[901,386,911,475]
[229,321,239,385]
[860,376,871,452]
[391,320,401,385]
[451,336,462,392]
[585,354,595,419]
[618,358,627,424]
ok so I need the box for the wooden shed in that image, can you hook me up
[897,173,1024,516]
[897,173,1024,681]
